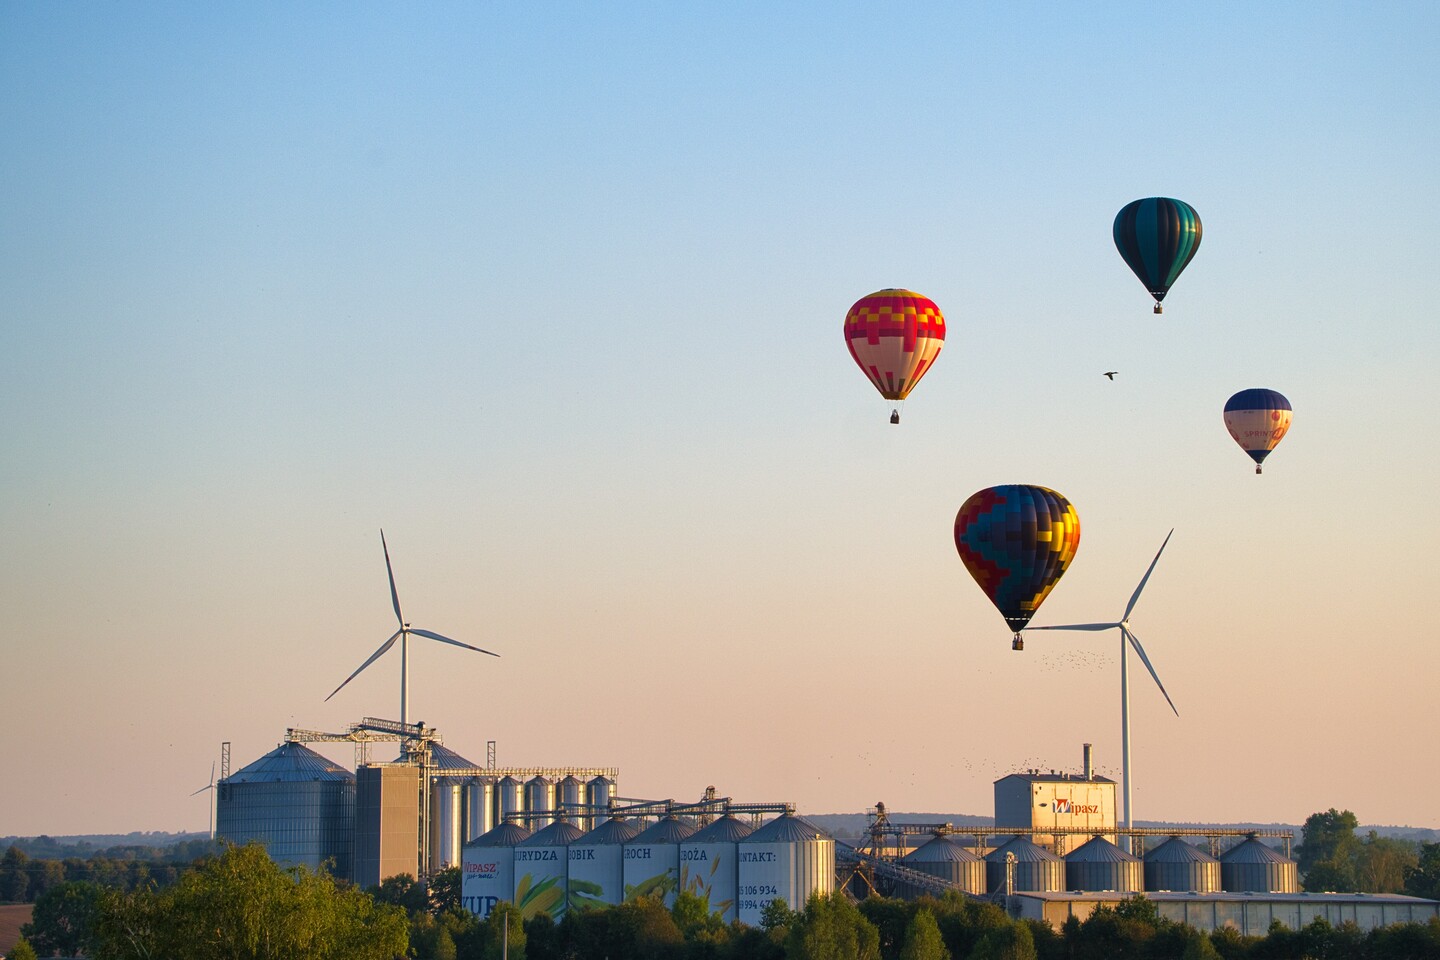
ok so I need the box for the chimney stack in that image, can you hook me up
[1083,743,1094,780]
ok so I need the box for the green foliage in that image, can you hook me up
[760,897,799,932]
[6,937,38,960]
[428,866,463,914]
[897,906,949,960]
[967,920,1035,960]
[671,888,726,943]
[88,842,408,960]
[370,871,431,915]
[0,840,210,903]
[858,896,913,960]
[20,879,103,956]
[1299,809,1360,891]
[787,891,880,960]
[482,902,526,960]
[1355,832,1420,894]
[1405,842,1440,900]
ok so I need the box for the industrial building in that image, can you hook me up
[216,726,1439,933]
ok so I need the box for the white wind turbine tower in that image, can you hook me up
[190,762,216,839]
[1028,530,1179,851]
[326,530,500,727]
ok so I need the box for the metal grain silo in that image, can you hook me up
[216,742,355,878]
[1220,836,1298,893]
[568,816,643,910]
[984,836,1065,893]
[623,815,696,907]
[494,776,523,824]
[525,775,555,829]
[1143,836,1220,892]
[1065,835,1143,893]
[428,744,482,872]
[680,814,753,923]
[513,818,585,920]
[586,775,614,817]
[556,775,584,826]
[465,778,495,842]
[736,814,835,927]
[462,820,531,920]
[900,833,986,894]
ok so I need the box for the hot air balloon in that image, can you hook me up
[1113,198,1203,314]
[1223,388,1292,474]
[954,484,1080,650]
[843,288,945,423]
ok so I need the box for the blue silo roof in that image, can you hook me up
[1065,836,1138,863]
[467,821,532,848]
[985,836,1062,862]
[903,834,981,864]
[1144,837,1218,863]
[223,742,354,783]
[575,817,644,845]
[743,814,830,844]
[631,816,696,844]
[520,820,586,846]
[686,815,754,844]
[1220,837,1293,864]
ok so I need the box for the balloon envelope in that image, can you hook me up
[954,484,1080,637]
[1224,388,1292,469]
[1113,198,1203,307]
[843,289,945,402]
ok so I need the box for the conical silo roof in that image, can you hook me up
[631,816,697,844]
[576,817,643,845]
[1066,836,1139,863]
[985,836,1062,862]
[224,742,353,783]
[903,834,981,864]
[687,815,753,844]
[743,814,830,843]
[1220,837,1293,864]
[428,743,480,770]
[520,819,586,846]
[1144,837,1217,863]
[467,820,532,848]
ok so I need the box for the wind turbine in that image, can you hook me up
[1027,529,1179,850]
[191,762,216,839]
[326,530,500,727]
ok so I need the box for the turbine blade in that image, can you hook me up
[410,627,501,657]
[325,629,403,701]
[1123,626,1178,716]
[381,529,404,627]
[1123,529,1174,621]
[1026,623,1121,632]
[190,784,212,796]
[210,761,216,786]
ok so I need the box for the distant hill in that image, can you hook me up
[0,831,208,859]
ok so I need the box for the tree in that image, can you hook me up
[1297,808,1359,889]
[482,902,525,960]
[968,921,1036,960]
[7,937,38,960]
[759,897,798,932]
[898,907,949,960]
[20,879,104,957]
[90,842,408,960]
[787,891,880,960]
[371,872,430,915]
[1355,832,1419,893]
[1,846,30,901]
[1404,842,1440,900]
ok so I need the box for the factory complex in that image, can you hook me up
[214,724,1439,935]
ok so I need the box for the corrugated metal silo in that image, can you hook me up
[586,775,614,818]
[680,814,754,923]
[525,775,555,829]
[1143,836,1221,892]
[900,834,985,894]
[623,815,696,907]
[514,818,585,920]
[465,778,495,842]
[568,816,643,910]
[984,836,1065,893]
[494,776,522,825]
[1065,835,1143,893]
[216,742,355,878]
[736,814,835,927]
[556,775,584,827]
[462,820,531,919]
[428,744,481,872]
[1220,837,1299,893]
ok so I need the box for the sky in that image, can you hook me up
[2,2,1438,838]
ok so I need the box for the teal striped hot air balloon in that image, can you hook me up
[1113,198,1202,314]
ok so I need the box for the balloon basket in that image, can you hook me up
[1012,635,1024,651]
[889,410,900,424]
[1153,303,1163,314]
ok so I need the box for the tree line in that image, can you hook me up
[0,840,220,904]
[1297,808,1440,899]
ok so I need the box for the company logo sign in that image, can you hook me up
[1054,798,1100,815]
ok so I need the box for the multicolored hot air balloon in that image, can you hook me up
[843,288,945,423]
[954,484,1080,651]
[1113,198,1203,314]
[1224,388,1292,474]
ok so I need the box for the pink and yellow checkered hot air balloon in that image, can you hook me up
[844,288,946,423]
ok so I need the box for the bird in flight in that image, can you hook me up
[1103,371,1118,380]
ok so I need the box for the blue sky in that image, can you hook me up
[3,2,1437,835]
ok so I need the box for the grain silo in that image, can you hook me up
[586,775,614,817]
[680,814,754,923]
[1220,836,1299,893]
[465,778,495,842]
[624,815,696,907]
[568,816,643,910]
[1065,835,1143,893]
[556,775,585,827]
[900,833,986,894]
[462,819,531,920]
[984,836,1065,893]
[494,775,523,824]
[428,744,483,872]
[216,742,355,878]
[513,818,585,920]
[1144,836,1221,893]
[736,814,835,927]
[525,775,555,829]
